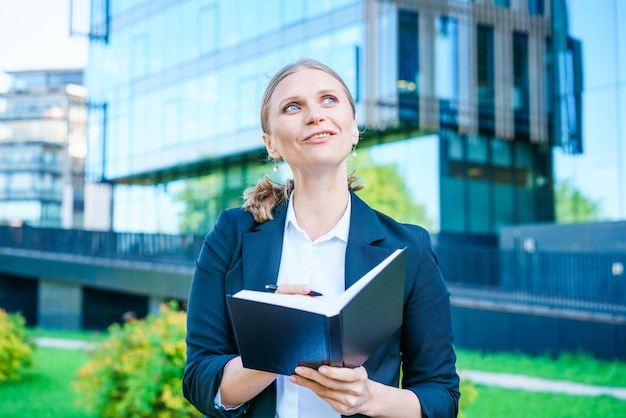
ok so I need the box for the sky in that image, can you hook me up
[0,0,87,72]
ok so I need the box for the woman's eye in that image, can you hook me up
[283,104,299,112]
[322,96,337,105]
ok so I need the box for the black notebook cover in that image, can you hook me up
[226,248,407,375]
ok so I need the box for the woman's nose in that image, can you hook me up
[305,105,325,125]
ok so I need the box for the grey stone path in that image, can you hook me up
[36,337,626,401]
[35,336,96,350]
[460,370,626,401]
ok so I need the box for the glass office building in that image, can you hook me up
[75,0,623,235]
[0,69,87,228]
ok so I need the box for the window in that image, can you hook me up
[162,99,181,146]
[398,10,419,90]
[199,4,219,54]
[477,25,495,133]
[258,0,280,35]
[477,25,494,106]
[513,32,530,137]
[529,0,545,15]
[544,38,553,117]
[398,10,419,121]
[131,34,148,78]
[282,0,305,26]
[493,135,514,231]
[307,0,333,18]
[10,173,35,191]
[513,32,529,112]
[435,16,459,127]
[435,16,458,101]
[238,75,259,129]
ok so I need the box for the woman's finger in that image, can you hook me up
[274,283,317,295]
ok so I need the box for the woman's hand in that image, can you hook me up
[290,365,423,418]
[289,365,373,416]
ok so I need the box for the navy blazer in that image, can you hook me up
[183,191,460,418]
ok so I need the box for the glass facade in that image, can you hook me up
[84,0,364,232]
[86,0,363,182]
[82,0,617,236]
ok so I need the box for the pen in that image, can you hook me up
[264,284,323,297]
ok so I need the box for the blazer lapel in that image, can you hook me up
[238,193,394,292]
[345,192,395,289]
[241,203,288,292]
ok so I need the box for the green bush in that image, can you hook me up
[459,378,478,418]
[0,308,33,382]
[73,302,202,418]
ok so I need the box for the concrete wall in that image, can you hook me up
[38,280,82,330]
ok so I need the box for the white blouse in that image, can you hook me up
[274,194,351,418]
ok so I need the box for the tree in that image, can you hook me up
[554,179,603,223]
[353,154,434,230]
[176,164,268,234]
[176,175,222,234]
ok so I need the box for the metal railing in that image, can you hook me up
[1,225,624,315]
[437,245,626,315]
[0,225,202,266]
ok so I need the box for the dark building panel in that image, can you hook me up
[0,274,38,326]
[82,287,148,330]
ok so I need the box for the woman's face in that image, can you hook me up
[262,68,359,176]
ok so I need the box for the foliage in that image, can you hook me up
[554,179,603,223]
[176,175,222,234]
[73,303,202,418]
[354,153,434,230]
[458,378,478,418]
[0,309,33,382]
[176,162,269,234]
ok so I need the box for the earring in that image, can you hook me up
[351,144,357,158]
[272,160,279,173]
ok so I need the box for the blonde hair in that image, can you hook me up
[243,59,360,223]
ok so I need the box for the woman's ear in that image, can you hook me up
[262,133,280,159]
[352,116,359,144]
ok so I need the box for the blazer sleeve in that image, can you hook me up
[182,209,251,417]
[400,226,460,418]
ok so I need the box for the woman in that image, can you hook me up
[183,59,460,418]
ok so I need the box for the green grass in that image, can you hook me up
[463,385,626,418]
[456,349,626,387]
[456,349,626,418]
[1,334,625,418]
[0,346,97,418]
